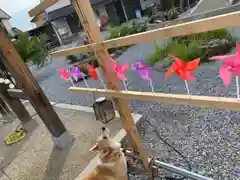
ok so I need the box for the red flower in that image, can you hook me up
[88,65,98,80]
[166,56,200,80]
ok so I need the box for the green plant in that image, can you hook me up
[173,29,232,44]
[146,45,167,65]
[80,66,89,75]
[107,22,147,54]
[13,32,49,67]
[146,29,235,66]
[66,55,79,63]
[166,40,200,61]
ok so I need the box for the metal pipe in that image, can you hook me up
[154,160,213,180]
[120,0,129,22]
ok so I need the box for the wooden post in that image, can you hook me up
[0,31,66,138]
[0,84,31,123]
[71,0,149,170]
[0,97,10,116]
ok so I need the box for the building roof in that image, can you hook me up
[0,9,11,19]
[45,0,108,22]
[47,5,75,22]
[45,0,106,13]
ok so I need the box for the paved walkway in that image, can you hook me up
[0,102,130,180]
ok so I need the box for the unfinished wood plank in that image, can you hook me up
[28,0,57,17]
[70,87,240,111]
[0,31,66,137]
[52,11,240,57]
[72,0,149,171]
[52,43,93,57]
[7,89,28,100]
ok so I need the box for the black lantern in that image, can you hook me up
[93,97,115,124]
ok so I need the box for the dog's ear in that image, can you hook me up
[89,143,99,151]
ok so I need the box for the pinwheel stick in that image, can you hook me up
[96,68,106,89]
[83,77,89,88]
[0,103,15,122]
[69,78,75,87]
[123,81,128,91]
[150,80,154,93]
[236,76,240,99]
[184,80,190,95]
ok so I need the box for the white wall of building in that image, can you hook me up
[1,19,13,36]
[51,18,72,36]
[140,0,160,10]
[93,0,113,17]
[192,0,229,15]
[46,0,70,13]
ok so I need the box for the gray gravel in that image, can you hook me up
[31,35,240,179]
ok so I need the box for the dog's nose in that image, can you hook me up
[101,127,106,131]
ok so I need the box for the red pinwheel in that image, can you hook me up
[166,56,200,80]
[88,65,98,80]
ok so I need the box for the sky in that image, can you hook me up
[0,0,40,31]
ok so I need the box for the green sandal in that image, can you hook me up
[4,125,27,145]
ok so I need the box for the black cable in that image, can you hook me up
[145,119,192,172]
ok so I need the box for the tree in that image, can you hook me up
[13,32,50,67]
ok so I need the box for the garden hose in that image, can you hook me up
[4,125,27,145]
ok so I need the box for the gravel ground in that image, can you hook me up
[31,31,240,179]
[126,53,240,179]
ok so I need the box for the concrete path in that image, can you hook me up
[0,102,137,180]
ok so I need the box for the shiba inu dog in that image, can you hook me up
[82,127,128,180]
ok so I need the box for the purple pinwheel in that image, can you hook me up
[132,60,154,92]
[70,66,89,87]
[71,66,86,79]
[132,61,152,81]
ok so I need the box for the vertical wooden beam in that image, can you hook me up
[71,0,149,170]
[0,85,31,124]
[0,31,66,137]
[0,97,10,116]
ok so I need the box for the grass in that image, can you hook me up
[146,29,235,66]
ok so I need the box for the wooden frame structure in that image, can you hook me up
[27,1,240,178]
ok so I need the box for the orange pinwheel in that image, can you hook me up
[166,56,200,80]
[88,65,98,80]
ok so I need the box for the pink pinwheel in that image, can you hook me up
[112,61,129,81]
[210,42,240,87]
[57,68,71,80]
[132,60,152,81]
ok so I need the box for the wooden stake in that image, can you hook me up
[0,97,10,116]
[71,0,149,171]
[0,83,31,124]
[0,31,66,137]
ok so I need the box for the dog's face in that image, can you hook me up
[90,127,121,153]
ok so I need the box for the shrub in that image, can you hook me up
[146,29,234,66]
[146,45,167,65]
[107,21,147,54]
[172,29,232,44]
[14,32,49,67]
[80,66,89,76]
[66,55,79,64]
[166,40,200,61]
